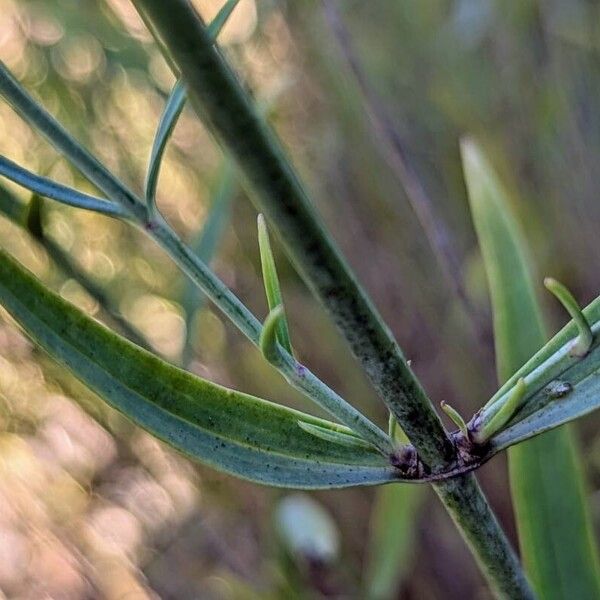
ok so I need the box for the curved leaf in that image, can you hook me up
[144,0,242,213]
[489,321,600,451]
[0,248,398,489]
[0,155,127,218]
[145,80,187,212]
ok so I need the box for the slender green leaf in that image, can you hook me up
[490,349,600,451]
[483,295,600,414]
[462,297,600,454]
[181,160,236,365]
[0,155,127,218]
[0,248,399,489]
[145,80,186,213]
[364,484,424,600]
[144,0,241,214]
[474,378,527,443]
[258,213,292,353]
[0,61,145,221]
[440,401,468,436]
[461,138,600,598]
[207,0,242,40]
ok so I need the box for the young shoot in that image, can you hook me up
[544,277,593,358]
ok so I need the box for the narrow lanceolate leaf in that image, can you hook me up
[0,249,399,489]
[144,0,242,214]
[364,484,425,600]
[181,160,236,365]
[0,155,127,218]
[145,80,187,214]
[258,213,292,353]
[207,0,242,39]
[461,138,600,598]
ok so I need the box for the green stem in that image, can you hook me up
[435,476,534,600]
[152,218,392,453]
[0,62,390,453]
[130,0,453,468]
[128,2,534,596]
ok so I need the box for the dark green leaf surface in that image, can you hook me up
[0,248,398,489]
[462,139,600,598]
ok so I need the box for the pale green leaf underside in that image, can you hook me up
[0,249,398,489]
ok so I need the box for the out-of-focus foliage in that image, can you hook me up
[463,138,600,598]
[0,0,599,597]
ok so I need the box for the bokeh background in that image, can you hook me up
[0,0,599,598]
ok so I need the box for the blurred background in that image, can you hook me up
[0,0,599,598]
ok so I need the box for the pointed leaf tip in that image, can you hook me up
[258,213,292,354]
[440,401,468,435]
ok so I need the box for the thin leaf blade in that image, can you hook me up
[145,80,186,212]
[461,138,600,598]
[181,160,236,365]
[0,155,127,218]
[258,213,292,353]
[0,248,398,489]
[144,0,241,213]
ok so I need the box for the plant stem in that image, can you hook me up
[0,61,390,453]
[131,0,453,468]
[434,475,534,600]
[128,2,534,596]
[152,217,392,453]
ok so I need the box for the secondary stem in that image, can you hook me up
[152,217,393,454]
[129,1,533,596]
[0,59,390,453]
[132,0,453,468]
[435,475,534,600]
